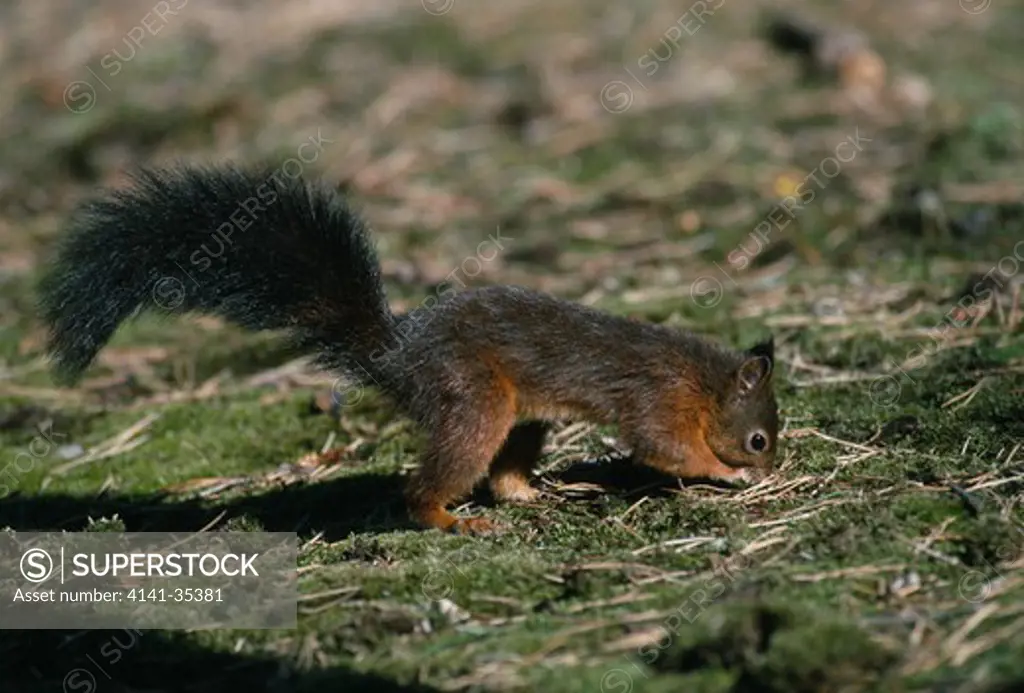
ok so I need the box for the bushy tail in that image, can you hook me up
[37,164,400,386]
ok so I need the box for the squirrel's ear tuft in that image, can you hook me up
[748,336,774,361]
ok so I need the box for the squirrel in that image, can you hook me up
[37,164,780,535]
[763,12,886,96]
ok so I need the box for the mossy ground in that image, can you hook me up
[1,1,1023,691]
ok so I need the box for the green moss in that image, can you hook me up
[2,1,1023,691]
[657,601,900,692]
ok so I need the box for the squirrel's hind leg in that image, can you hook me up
[489,421,548,503]
[405,392,516,535]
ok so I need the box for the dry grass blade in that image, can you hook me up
[44,412,162,479]
[790,564,908,582]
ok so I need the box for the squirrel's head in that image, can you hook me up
[704,337,779,482]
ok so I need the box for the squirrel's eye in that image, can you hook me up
[746,431,768,453]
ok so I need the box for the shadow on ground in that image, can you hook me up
[3,627,440,693]
[0,471,414,538]
[0,458,732,538]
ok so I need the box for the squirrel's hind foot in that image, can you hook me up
[409,503,504,535]
[449,515,503,536]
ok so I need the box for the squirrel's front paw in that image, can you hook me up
[490,474,541,504]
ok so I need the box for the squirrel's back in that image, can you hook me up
[389,285,746,422]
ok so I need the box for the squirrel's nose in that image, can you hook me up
[741,466,770,485]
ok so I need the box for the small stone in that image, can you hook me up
[57,444,85,460]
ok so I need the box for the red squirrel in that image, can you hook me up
[38,165,779,534]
